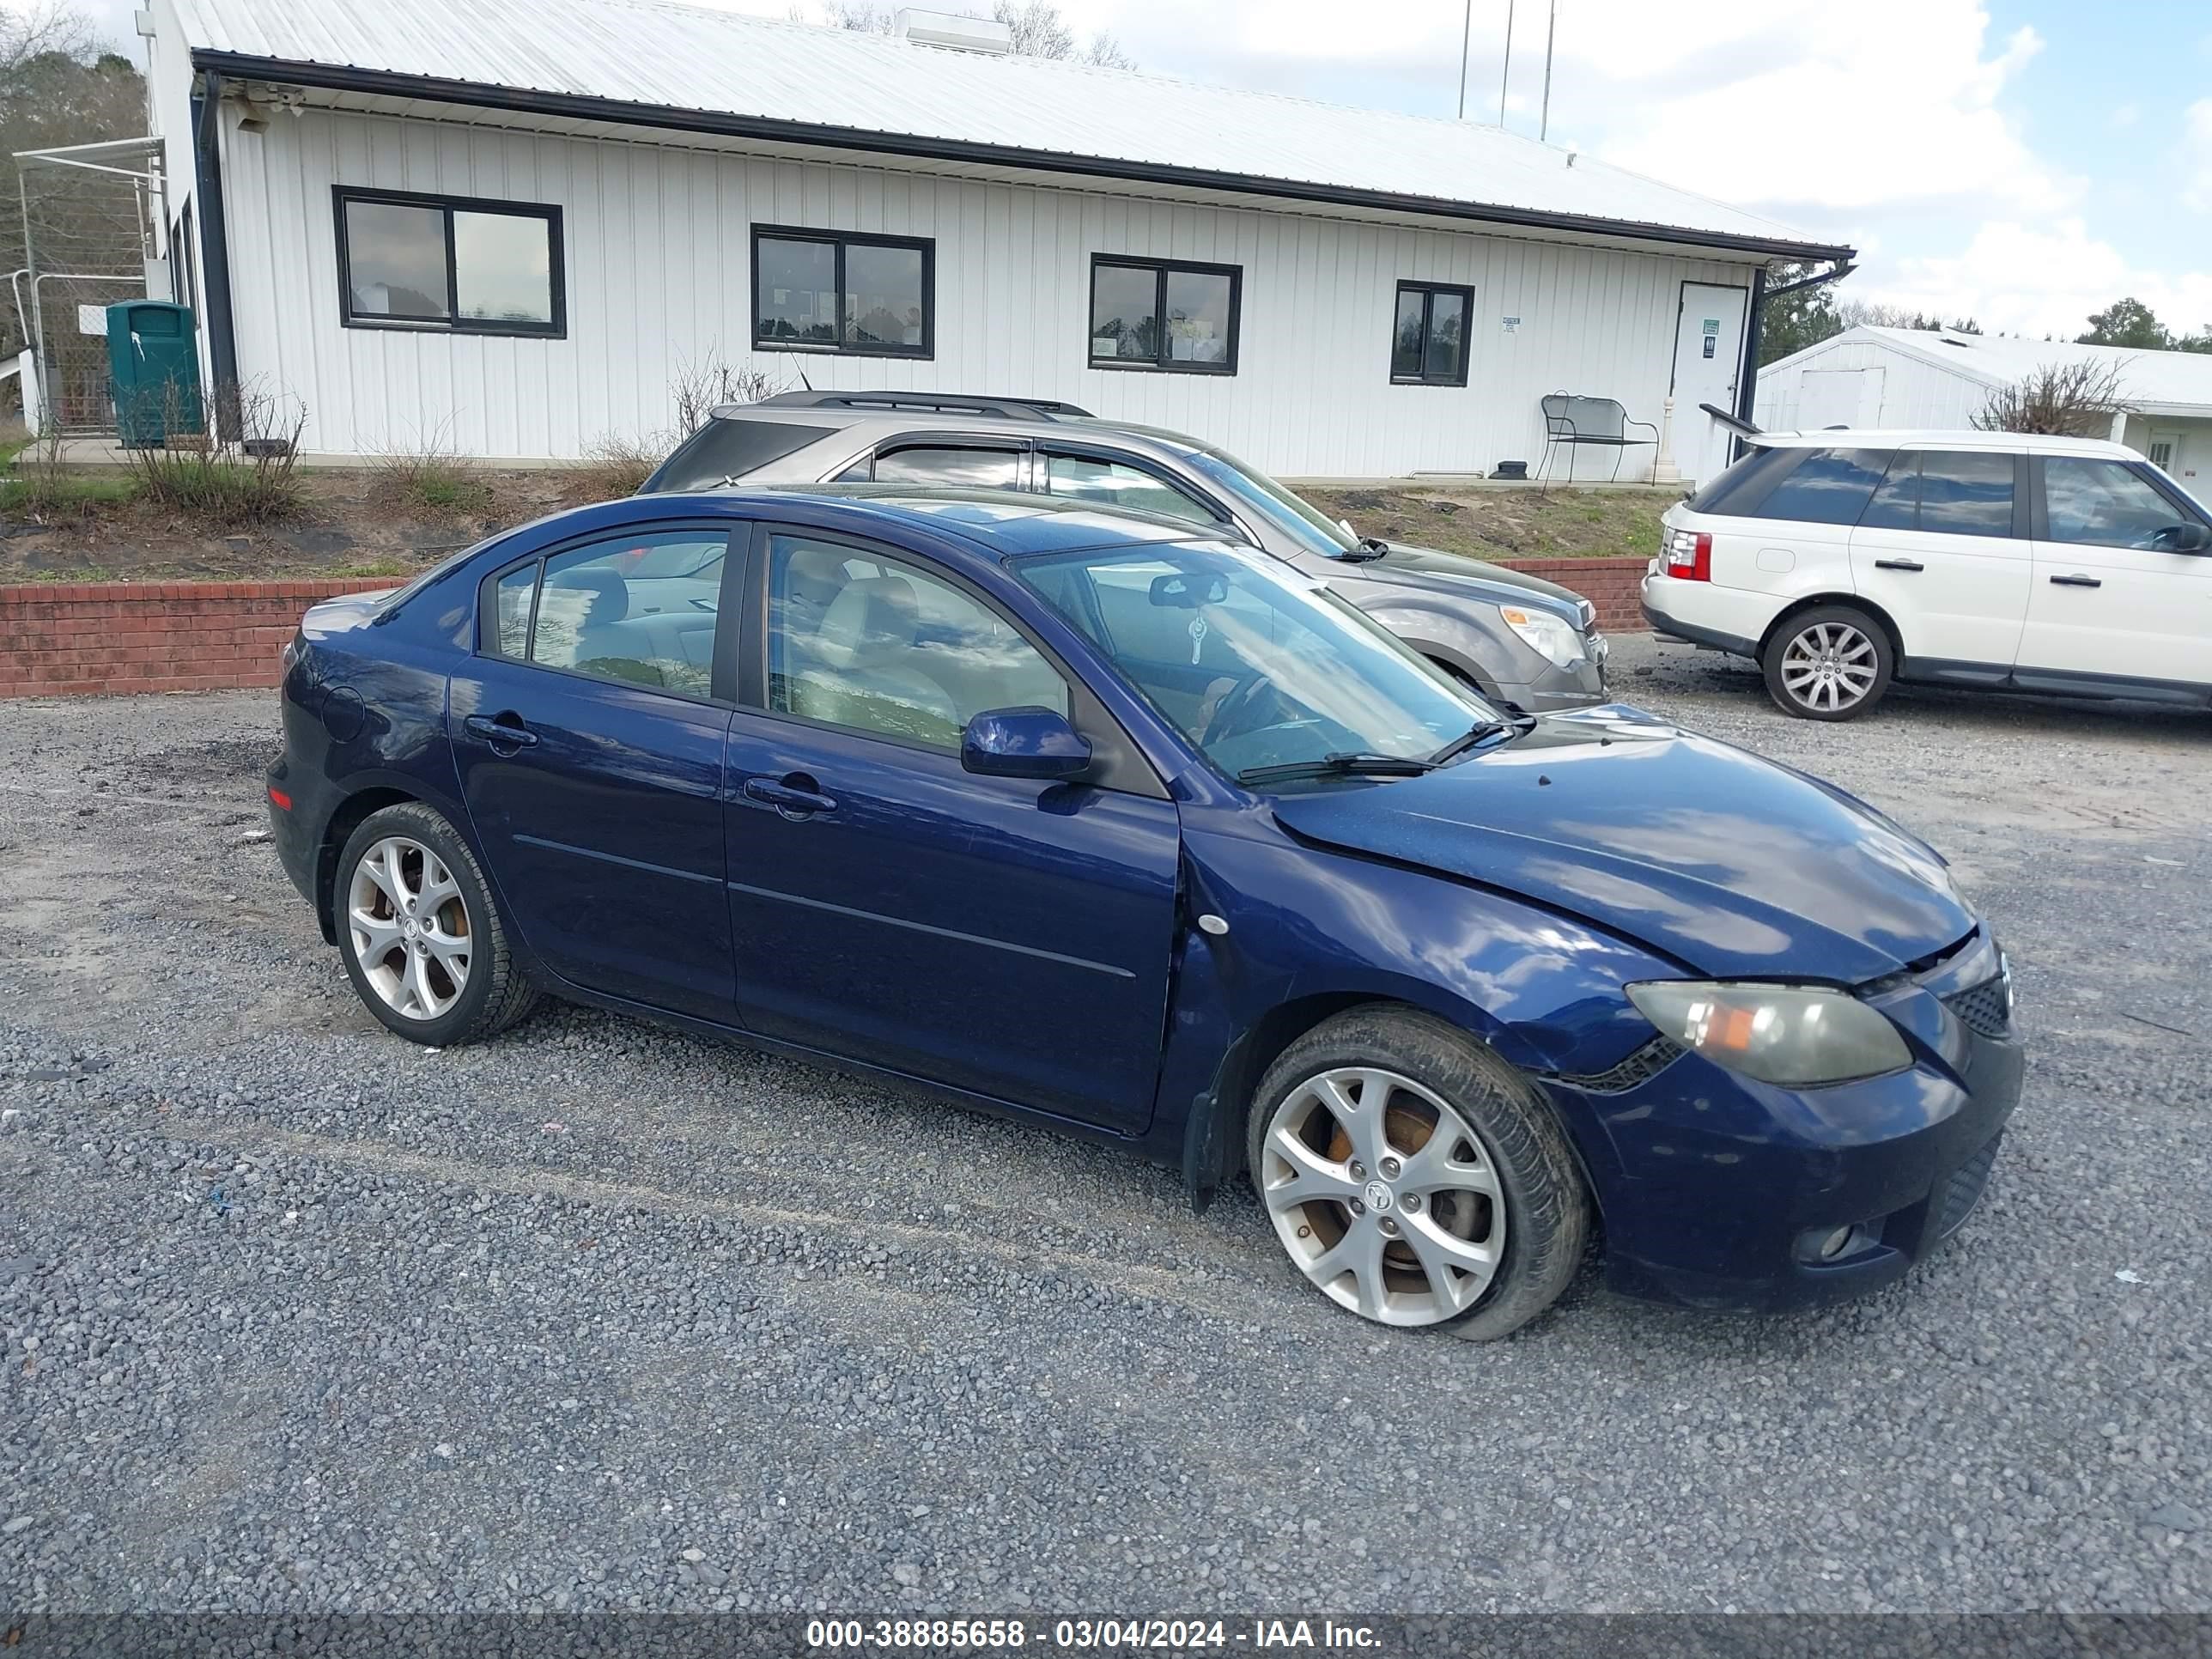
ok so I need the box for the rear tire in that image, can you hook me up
[1761,604,1893,720]
[334,802,540,1048]
[1245,1006,1588,1340]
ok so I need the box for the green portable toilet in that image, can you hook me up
[105,301,203,447]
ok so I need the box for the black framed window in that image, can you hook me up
[1088,257,1240,374]
[1390,282,1472,386]
[334,187,562,337]
[752,227,933,358]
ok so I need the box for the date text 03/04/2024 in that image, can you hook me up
[804,1618,1384,1650]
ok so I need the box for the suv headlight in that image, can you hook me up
[1625,981,1911,1086]
[1500,605,1585,669]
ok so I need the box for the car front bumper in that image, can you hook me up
[1549,932,2024,1313]
[1496,631,1610,712]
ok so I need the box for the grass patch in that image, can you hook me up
[1302,484,1668,562]
[0,472,139,515]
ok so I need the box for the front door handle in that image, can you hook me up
[1874,558,1923,572]
[464,713,539,748]
[2048,574,2102,588]
[742,775,838,817]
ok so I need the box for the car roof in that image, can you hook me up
[712,483,1229,555]
[1751,428,2138,459]
[701,399,1206,455]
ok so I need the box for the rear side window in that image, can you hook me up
[1744,448,1893,525]
[646,419,838,491]
[868,447,1023,489]
[1859,451,2016,538]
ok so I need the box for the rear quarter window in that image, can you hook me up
[647,419,839,491]
[1685,445,1798,515]
[1744,447,1895,525]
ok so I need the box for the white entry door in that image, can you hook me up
[1673,283,1749,487]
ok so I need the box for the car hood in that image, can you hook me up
[1267,705,1972,983]
[1332,543,1589,620]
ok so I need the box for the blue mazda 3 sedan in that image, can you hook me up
[266,489,2022,1337]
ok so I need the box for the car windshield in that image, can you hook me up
[1179,447,1361,556]
[1012,539,1497,785]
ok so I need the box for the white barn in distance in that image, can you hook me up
[1758,326,2212,498]
[142,0,1851,481]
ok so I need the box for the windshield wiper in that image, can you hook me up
[1338,536,1391,562]
[1428,714,1538,765]
[1237,751,1436,786]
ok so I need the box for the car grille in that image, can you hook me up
[1936,1133,2003,1240]
[1564,1036,1683,1093]
[1943,974,2012,1040]
[1575,598,1597,631]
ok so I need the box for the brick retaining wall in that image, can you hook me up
[0,556,1652,699]
[0,579,398,699]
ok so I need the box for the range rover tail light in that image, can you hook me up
[1663,528,1711,581]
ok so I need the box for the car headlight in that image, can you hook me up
[1499,605,1585,669]
[1624,981,1911,1086]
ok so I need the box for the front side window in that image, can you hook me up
[1089,258,1239,374]
[2044,457,2201,549]
[489,532,726,697]
[1014,540,1490,784]
[1042,454,1219,525]
[769,533,1067,751]
[868,447,1024,489]
[1390,282,1472,386]
[337,189,561,336]
[753,228,933,357]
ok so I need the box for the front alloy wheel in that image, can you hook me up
[1259,1066,1505,1326]
[1246,1006,1589,1340]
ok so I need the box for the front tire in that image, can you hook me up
[334,802,539,1047]
[1245,1006,1589,1339]
[1761,605,1893,720]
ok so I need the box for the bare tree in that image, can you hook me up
[1973,359,2130,438]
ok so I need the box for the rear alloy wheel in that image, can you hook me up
[1247,1006,1588,1339]
[1762,605,1893,720]
[336,802,539,1047]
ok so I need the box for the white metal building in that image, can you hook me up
[1759,326,2212,497]
[141,0,1850,480]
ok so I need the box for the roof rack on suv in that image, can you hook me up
[749,390,1094,420]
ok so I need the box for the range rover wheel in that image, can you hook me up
[335,802,539,1047]
[1762,605,1893,720]
[1246,1006,1588,1339]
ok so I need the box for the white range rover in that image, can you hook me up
[1641,429,2212,720]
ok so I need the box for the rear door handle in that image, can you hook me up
[1874,558,1923,572]
[2048,574,2102,588]
[463,714,539,748]
[742,775,838,816]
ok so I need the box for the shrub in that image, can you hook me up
[371,422,493,515]
[119,380,307,525]
[0,425,138,518]
[562,433,665,503]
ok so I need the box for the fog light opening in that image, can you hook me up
[1796,1223,1873,1265]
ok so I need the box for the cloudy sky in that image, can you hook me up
[57,0,2212,339]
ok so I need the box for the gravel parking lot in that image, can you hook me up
[2,633,2209,1618]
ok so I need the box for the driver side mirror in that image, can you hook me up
[2162,522,2212,554]
[961,706,1092,781]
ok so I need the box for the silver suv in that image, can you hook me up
[639,392,1608,711]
